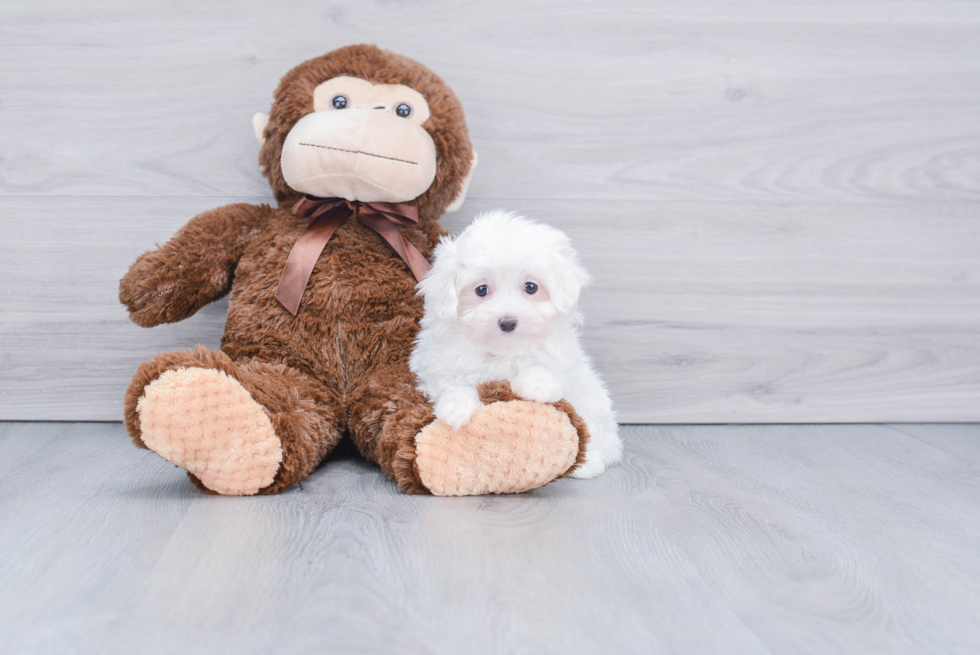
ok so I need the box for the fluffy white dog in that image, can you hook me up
[410,210,622,479]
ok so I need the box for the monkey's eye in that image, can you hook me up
[524,282,539,294]
[331,95,348,110]
[394,103,412,118]
[475,285,489,297]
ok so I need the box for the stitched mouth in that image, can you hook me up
[298,143,418,165]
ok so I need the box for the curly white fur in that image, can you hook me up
[410,210,622,479]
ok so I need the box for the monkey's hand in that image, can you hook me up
[120,203,270,327]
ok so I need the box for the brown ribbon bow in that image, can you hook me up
[274,196,431,315]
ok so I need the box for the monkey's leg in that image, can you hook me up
[125,346,344,495]
[347,366,590,496]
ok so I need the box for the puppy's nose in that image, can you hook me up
[498,317,518,333]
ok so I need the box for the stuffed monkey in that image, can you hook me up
[120,45,588,497]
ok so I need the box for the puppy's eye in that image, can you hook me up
[524,282,538,294]
[394,103,412,118]
[331,95,348,109]
[475,285,489,297]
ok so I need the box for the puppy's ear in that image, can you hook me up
[418,237,460,321]
[547,244,591,313]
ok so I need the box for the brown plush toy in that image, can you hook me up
[119,45,589,497]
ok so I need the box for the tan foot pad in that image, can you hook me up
[415,400,579,497]
[136,367,283,495]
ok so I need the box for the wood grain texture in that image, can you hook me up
[1,197,977,422]
[889,423,980,465]
[0,0,978,421]
[2,422,979,654]
[1,1,978,202]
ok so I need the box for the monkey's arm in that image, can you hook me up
[120,203,271,327]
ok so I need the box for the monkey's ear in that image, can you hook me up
[444,151,478,213]
[252,112,269,145]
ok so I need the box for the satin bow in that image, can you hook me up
[274,196,430,315]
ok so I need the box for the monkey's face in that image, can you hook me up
[279,76,438,203]
[256,45,476,217]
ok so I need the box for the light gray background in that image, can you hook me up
[2,0,977,422]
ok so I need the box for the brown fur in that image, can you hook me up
[119,45,583,495]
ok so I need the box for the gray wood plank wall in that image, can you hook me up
[1,1,978,422]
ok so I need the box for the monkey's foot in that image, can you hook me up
[136,367,283,495]
[415,399,581,497]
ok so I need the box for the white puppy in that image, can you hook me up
[410,210,622,479]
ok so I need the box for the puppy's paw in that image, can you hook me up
[511,368,564,404]
[569,455,607,479]
[434,387,483,430]
[570,424,622,479]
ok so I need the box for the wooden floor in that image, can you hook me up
[2,422,978,654]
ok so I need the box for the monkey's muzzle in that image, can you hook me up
[280,109,437,203]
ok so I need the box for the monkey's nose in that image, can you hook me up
[498,317,518,333]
